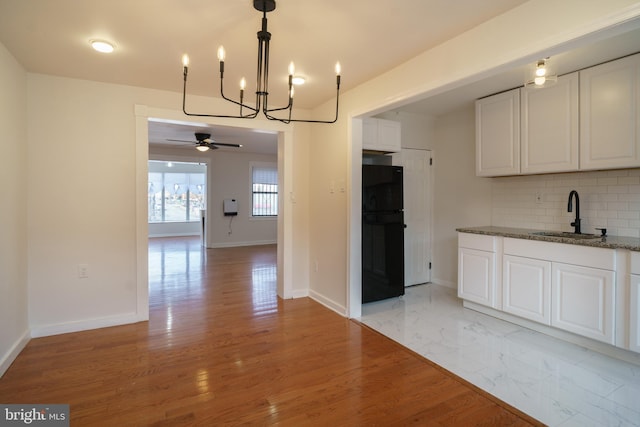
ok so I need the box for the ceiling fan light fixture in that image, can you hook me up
[181,0,341,124]
[90,39,115,53]
[526,57,557,88]
[196,144,210,152]
[535,59,547,77]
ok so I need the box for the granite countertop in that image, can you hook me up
[456,226,640,251]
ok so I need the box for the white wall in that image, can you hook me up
[209,151,278,247]
[378,111,435,150]
[0,42,29,376]
[433,106,492,287]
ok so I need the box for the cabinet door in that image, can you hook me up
[503,255,551,325]
[521,72,579,174]
[362,118,379,151]
[552,263,615,344]
[377,119,402,152]
[631,274,640,353]
[458,247,496,308]
[580,53,640,170]
[475,88,520,176]
[362,118,401,152]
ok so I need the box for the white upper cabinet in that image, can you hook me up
[362,117,401,153]
[475,89,520,176]
[580,53,640,170]
[521,72,579,174]
[476,54,640,176]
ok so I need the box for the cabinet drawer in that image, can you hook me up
[504,237,615,270]
[458,233,496,252]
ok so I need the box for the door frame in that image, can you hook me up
[134,105,294,321]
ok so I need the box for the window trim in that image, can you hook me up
[148,160,207,224]
[250,161,278,218]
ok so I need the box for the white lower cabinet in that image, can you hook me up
[551,263,615,345]
[460,235,623,349]
[458,248,496,308]
[629,252,640,353]
[630,275,640,352]
[458,233,498,309]
[503,255,551,325]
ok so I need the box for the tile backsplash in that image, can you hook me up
[491,169,640,238]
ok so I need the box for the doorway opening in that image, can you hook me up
[134,105,294,322]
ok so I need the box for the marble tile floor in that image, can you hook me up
[359,284,640,427]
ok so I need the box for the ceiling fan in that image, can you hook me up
[168,132,243,152]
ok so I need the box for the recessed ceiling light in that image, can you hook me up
[90,40,115,53]
[292,76,305,85]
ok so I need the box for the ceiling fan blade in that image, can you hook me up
[166,138,194,143]
[210,142,243,148]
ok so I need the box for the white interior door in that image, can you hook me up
[392,149,432,286]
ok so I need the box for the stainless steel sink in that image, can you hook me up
[530,231,601,240]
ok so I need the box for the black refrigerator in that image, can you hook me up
[362,164,405,303]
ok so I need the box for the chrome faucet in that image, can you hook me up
[567,190,581,234]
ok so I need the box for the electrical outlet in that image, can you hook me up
[535,192,543,204]
[78,264,89,279]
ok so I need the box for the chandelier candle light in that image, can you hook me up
[181,0,341,124]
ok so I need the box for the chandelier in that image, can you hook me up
[181,0,341,124]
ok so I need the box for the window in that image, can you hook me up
[252,163,278,217]
[148,161,206,223]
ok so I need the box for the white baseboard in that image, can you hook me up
[291,289,309,299]
[464,300,640,366]
[431,276,456,289]
[209,239,276,248]
[149,232,200,238]
[0,329,30,378]
[30,313,141,338]
[308,290,347,316]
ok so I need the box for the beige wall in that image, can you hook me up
[0,42,29,375]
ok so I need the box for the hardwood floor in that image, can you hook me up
[0,237,542,426]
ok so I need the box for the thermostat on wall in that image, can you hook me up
[223,199,238,216]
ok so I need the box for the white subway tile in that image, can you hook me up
[618,176,640,185]
[596,178,618,186]
[607,185,629,194]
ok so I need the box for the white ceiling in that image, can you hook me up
[0,0,528,109]
[2,0,640,154]
[147,118,278,154]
